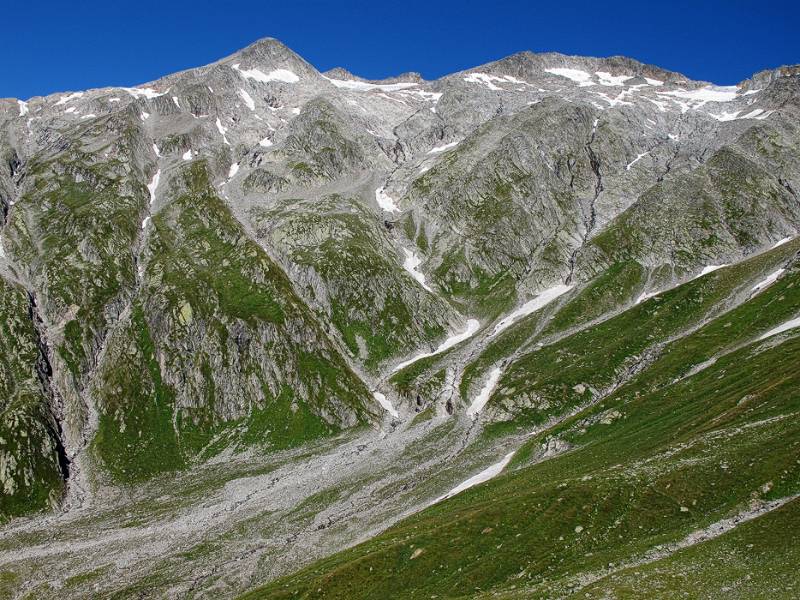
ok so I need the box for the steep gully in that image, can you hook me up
[566,119,603,284]
[27,291,71,483]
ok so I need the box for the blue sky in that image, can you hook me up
[4,0,798,99]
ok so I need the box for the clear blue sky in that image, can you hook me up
[4,0,798,100]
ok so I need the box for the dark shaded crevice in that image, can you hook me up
[585,143,603,231]
[566,136,603,284]
[779,177,798,203]
[26,290,71,483]
[566,157,577,190]
[658,147,680,183]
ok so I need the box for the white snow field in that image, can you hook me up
[372,392,399,419]
[375,186,400,213]
[492,284,573,336]
[466,368,503,419]
[402,248,434,292]
[392,319,481,373]
[759,317,800,341]
[232,63,299,83]
[437,451,516,502]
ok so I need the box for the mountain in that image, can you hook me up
[0,38,799,598]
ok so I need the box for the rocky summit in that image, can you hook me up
[1,37,799,598]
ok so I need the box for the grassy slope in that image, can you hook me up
[459,260,647,401]
[486,239,800,433]
[393,240,796,417]
[91,162,375,484]
[579,497,800,599]
[239,245,800,599]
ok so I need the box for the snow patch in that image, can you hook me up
[172,96,181,108]
[140,111,150,121]
[400,89,443,103]
[80,113,96,119]
[696,264,728,279]
[373,392,399,419]
[55,92,83,106]
[739,108,764,119]
[228,163,239,179]
[238,89,255,111]
[710,110,741,122]
[635,290,658,305]
[141,216,151,230]
[402,248,434,292]
[759,317,800,341]
[645,97,670,112]
[625,152,649,171]
[375,186,400,213]
[659,86,739,112]
[216,118,230,145]
[428,141,459,154]
[463,73,507,91]
[123,87,164,99]
[645,77,664,86]
[392,319,481,373]
[152,143,161,157]
[437,451,516,502]
[492,285,573,336]
[232,63,299,83]
[594,89,637,108]
[772,237,792,249]
[182,150,193,160]
[467,368,503,419]
[146,170,161,205]
[17,100,28,116]
[545,68,594,86]
[324,77,418,92]
[64,106,77,114]
[595,71,631,86]
[752,269,784,293]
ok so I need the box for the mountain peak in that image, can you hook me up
[323,67,359,80]
[224,37,321,80]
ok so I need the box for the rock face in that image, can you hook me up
[0,278,65,516]
[0,37,799,521]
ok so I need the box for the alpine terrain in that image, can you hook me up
[1,38,799,598]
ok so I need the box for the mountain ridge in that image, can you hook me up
[4,36,799,104]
